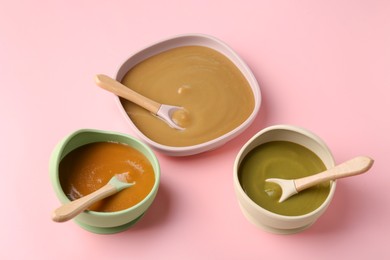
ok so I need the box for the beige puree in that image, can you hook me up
[121,46,255,147]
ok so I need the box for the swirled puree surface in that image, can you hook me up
[59,142,155,212]
[120,46,255,146]
[239,141,330,216]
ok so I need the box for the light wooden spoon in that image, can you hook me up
[266,156,374,203]
[95,74,185,130]
[52,174,135,222]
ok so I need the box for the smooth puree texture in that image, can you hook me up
[239,141,330,216]
[59,142,155,212]
[120,46,255,146]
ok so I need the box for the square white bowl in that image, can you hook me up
[114,34,261,156]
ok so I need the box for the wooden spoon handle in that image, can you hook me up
[294,156,374,192]
[52,183,117,222]
[95,74,161,114]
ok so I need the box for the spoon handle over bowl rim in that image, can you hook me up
[294,156,374,192]
[94,74,185,130]
[51,182,118,223]
[95,74,161,114]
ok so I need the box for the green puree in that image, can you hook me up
[239,141,331,216]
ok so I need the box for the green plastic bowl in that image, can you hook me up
[50,129,160,234]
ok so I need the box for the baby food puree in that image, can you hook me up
[239,141,331,216]
[121,46,255,147]
[59,142,155,212]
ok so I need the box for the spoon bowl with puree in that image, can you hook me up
[266,156,374,203]
[95,74,189,130]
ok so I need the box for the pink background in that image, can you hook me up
[1,1,389,259]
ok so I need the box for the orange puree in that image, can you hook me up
[59,142,155,212]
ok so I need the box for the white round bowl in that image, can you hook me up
[233,125,336,234]
[114,34,261,156]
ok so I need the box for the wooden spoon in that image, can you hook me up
[95,74,185,130]
[266,156,374,203]
[52,174,135,222]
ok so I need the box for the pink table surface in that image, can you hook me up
[1,1,389,259]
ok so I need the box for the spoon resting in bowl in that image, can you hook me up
[266,156,374,203]
[52,174,135,222]
[95,74,186,130]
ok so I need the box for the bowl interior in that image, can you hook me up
[114,34,261,156]
[237,127,335,169]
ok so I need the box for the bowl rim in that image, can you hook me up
[114,33,261,155]
[50,128,161,217]
[233,124,336,220]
